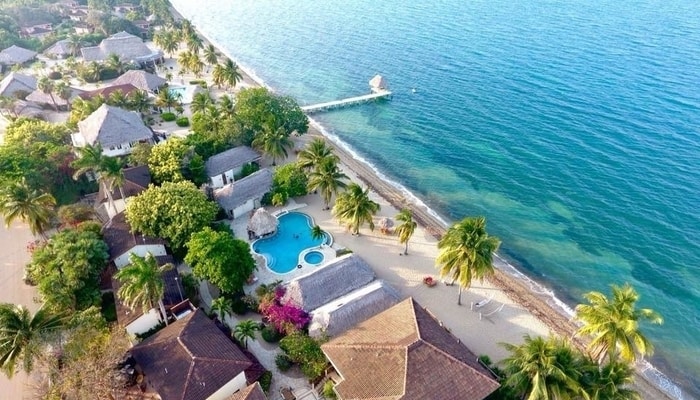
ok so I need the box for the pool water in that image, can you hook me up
[168,86,187,99]
[252,212,329,274]
[304,251,324,265]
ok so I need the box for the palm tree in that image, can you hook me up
[185,32,203,53]
[579,360,640,400]
[575,283,663,363]
[0,303,64,378]
[0,178,56,239]
[154,29,178,57]
[105,53,126,75]
[72,144,118,215]
[233,320,259,349]
[297,138,337,171]
[155,88,180,112]
[395,208,417,255]
[210,297,233,321]
[66,35,83,57]
[127,89,151,114]
[190,91,214,115]
[221,59,243,89]
[212,62,226,88]
[37,76,58,111]
[177,50,193,74]
[308,157,348,209]
[114,253,174,326]
[203,43,218,65]
[188,52,205,78]
[108,89,129,108]
[53,81,72,110]
[218,94,234,117]
[101,156,127,204]
[81,61,102,83]
[501,335,583,400]
[251,122,293,165]
[311,225,325,241]
[332,183,380,235]
[180,19,195,41]
[436,216,500,305]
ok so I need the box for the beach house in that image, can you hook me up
[213,169,273,219]
[101,212,167,269]
[43,39,73,59]
[93,165,151,221]
[321,298,500,399]
[0,72,36,99]
[112,69,167,94]
[81,31,163,67]
[0,45,38,71]
[130,309,266,400]
[72,104,154,157]
[206,146,261,189]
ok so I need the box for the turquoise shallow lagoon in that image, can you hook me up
[171,0,700,396]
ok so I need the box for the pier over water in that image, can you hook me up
[301,75,392,114]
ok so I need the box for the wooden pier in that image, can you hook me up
[301,74,392,114]
[301,90,392,114]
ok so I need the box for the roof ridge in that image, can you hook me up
[180,358,198,400]
[407,298,421,346]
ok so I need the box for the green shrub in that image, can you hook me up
[99,68,119,80]
[336,248,353,257]
[275,353,293,371]
[229,294,250,315]
[261,325,283,343]
[323,380,337,399]
[135,321,166,340]
[100,292,117,322]
[176,117,190,127]
[279,333,328,380]
[161,112,176,121]
[258,370,272,393]
[238,162,259,179]
[189,79,206,85]
[48,70,62,80]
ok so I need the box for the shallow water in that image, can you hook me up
[172,0,700,396]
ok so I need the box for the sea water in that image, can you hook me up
[170,0,700,396]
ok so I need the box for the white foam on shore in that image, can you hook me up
[170,8,687,397]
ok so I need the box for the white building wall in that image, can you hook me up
[232,199,255,219]
[209,169,237,190]
[105,198,126,219]
[102,141,136,157]
[114,244,167,269]
[125,308,162,336]
[206,373,247,400]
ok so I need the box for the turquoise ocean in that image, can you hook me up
[170,0,700,396]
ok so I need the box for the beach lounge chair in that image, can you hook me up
[280,387,296,400]
[471,293,494,310]
[479,304,505,320]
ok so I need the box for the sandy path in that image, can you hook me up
[0,218,40,399]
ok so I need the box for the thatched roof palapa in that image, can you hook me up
[80,31,162,63]
[77,103,152,147]
[247,208,278,237]
[112,69,166,93]
[0,45,38,65]
[369,74,387,91]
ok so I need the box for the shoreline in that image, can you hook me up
[168,5,679,399]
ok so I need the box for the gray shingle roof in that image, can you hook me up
[44,39,72,57]
[112,70,166,92]
[206,146,261,177]
[77,103,152,147]
[282,254,376,312]
[26,86,83,106]
[0,72,36,97]
[80,31,162,62]
[0,45,37,65]
[309,280,400,338]
[213,169,272,211]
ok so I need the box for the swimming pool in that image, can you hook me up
[252,212,331,274]
[167,85,195,104]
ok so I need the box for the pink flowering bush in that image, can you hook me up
[258,286,310,334]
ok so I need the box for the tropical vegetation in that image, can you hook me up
[395,208,417,255]
[114,253,174,325]
[332,183,380,234]
[0,178,56,238]
[308,156,348,210]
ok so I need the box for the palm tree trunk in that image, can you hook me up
[103,181,118,217]
[159,300,169,326]
[457,286,462,305]
[404,241,409,255]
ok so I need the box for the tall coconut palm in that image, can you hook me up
[127,89,151,114]
[218,94,234,117]
[233,320,259,349]
[105,53,126,75]
[81,61,102,83]
[179,19,195,42]
[221,58,243,89]
[67,35,83,57]
[203,43,218,66]
[212,62,226,89]
[0,178,56,239]
[251,122,293,165]
[37,76,58,111]
[154,88,179,112]
[53,81,72,110]
[185,32,203,53]
[101,156,126,205]
[436,216,500,305]
[307,157,348,210]
[188,52,205,78]
[190,91,214,115]
[395,208,417,255]
[0,303,65,378]
[154,29,178,57]
[114,253,173,326]
[579,360,640,400]
[211,297,233,321]
[332,183,380,235]
[108,89,129,108]
[501,335,583,400]
[72,144,118,216]
[575,283,662,363]
[177,50,193,74]
[297,138,336,171]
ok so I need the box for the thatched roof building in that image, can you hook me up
[282,254,376,312]
[26,86,83,108]
[81,31,162,64]
[112,69,166,93]
[0,72,36,98]
[309,280,400,338]
[322,298,500,400]
[0,45,37,65]
[369,74,387,92]
[75,103,152,148]
[206,146,261,177]
[247,208,278,237]
[44,39,72,58]
[213,169,273,218]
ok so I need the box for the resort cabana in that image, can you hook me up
[247,208,278,239]
[369,74,388,92]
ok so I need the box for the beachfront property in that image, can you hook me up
[0,72,36,99]
[129,309,266,400]
[93,165,151,221]
[72,104,154,157]
[321,298,500,399]
[101,212,167,269]
[81,31,163,67]
[205,146,262,189]
[112,69,167,94]
[0,45,38,71]
[213,169,273,219]
[43,39,73,59]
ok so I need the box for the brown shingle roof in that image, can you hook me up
[95,165,151,205]
[131,309,255,400]
[225,382,267,400]
[101,211,166,260]
[322,298,500,400]
[77,83,140,101]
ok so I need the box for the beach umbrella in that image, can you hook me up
[247,208,278,237]
[378,217,394,234]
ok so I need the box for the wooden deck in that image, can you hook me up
[301,90,392,114]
